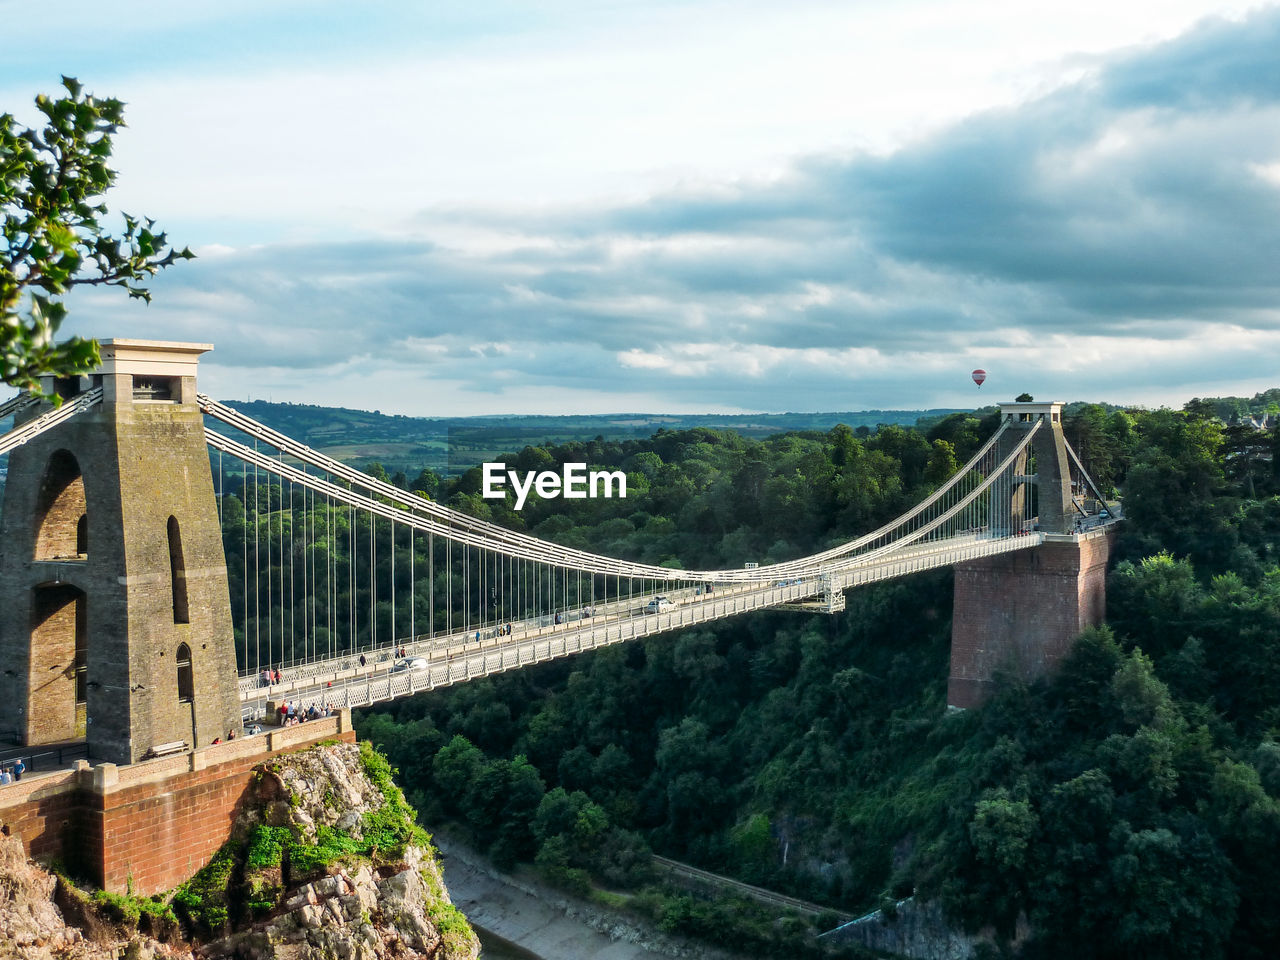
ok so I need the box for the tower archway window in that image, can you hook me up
[168,516,190,624]
[31,583,88,739]
[176,643,194,703]
[54,376,83,399]
[34,450,87,560]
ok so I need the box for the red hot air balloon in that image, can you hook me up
[971,369,987,388]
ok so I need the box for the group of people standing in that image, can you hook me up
[276,700,332,726]
[0,759,25,785]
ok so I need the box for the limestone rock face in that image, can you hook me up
[0,743,477,960]
[270,740,385,838]
[0,834,188,960]
[0,832,86,959]
[209,846,459,960]
[195,742,479,960]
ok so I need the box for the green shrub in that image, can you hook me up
[287,825,361,875]
[90,888,178,928]
[427,900,475,955]
[245,824,289,870]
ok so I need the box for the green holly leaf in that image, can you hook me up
[1,78,193,398]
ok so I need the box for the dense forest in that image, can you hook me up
[1187,388,1280,426]
[222,395,1280,958]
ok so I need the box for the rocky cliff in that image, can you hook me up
[0,830,184,960]
[0,742,479,960]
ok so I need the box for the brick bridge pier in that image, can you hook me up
[948,401,1116,709]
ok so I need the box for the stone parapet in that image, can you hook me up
[0,765,87,815]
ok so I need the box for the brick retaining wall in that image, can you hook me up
[0,711,354,894]
[0,765,86,865]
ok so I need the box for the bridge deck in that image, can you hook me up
[242,530,1048,714]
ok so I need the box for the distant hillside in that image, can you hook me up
[9,388,1273,486]
[207,400,968,477]
[1187,388,1280,422]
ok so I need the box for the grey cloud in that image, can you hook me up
[1101,11,1280,110]
[68,7,1280,413]
[523,9,1280,322]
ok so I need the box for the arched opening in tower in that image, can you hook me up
[176,642,194,703]
[34,450,88,561]
[168,516,190,624]
[29,583,88,743]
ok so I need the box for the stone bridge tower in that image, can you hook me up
[948,401,1115,708]
[0,340,242,764]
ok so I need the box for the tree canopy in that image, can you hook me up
[1,77,192,394]
[324,400,1280,958]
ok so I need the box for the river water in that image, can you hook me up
[438,834,744,960]
[475,924,542,959]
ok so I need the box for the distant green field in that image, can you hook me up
[318,442,446,461]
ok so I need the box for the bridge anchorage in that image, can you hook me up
[1,341,1121,770]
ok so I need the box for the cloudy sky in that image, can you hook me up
[4,1,1277,415]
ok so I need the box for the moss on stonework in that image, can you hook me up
[287,824,363,875]
[245,825,285,869]
[91,888,180,928]
[242,824,288,916]
[357,740,422,859]
[49,863,181,940]
[429,899,475,956]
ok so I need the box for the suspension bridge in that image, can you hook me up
[0,340,1118,767]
